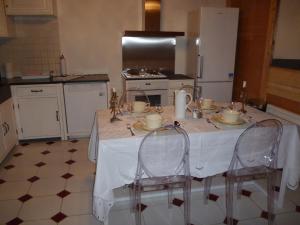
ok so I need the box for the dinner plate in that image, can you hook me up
[133,121,164,131]
[211,114,246,125]
[201,105,218,110]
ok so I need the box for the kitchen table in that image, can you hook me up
[88,106,300,224]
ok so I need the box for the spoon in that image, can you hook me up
[126,123,135,136]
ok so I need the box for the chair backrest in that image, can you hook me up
[229,119,283,171]
[136,125,190,180]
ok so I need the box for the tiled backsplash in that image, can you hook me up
[0,16,61,77]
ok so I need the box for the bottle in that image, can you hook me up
[59,54,67,76]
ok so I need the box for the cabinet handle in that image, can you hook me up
[99,92,104,96]
[31,89,43,93]
[56,111,60,121]
[2,123,7,136]
[5,122,9,133]
[145,83,151,85]
[199,55,204,79]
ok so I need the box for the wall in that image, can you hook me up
[57,0,225,92]
[267,67,300,114]
[265,0,300,115]
[273,0,300,59]
[57,0,141,91]
[0,16,60,76]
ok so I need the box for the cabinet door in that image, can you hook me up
[1,98,17,152]
[0,0,9,37]
[18,97,60,138]
[4,0,55,15]
[64,83,107,137]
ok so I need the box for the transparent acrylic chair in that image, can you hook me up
[226,119,283,225]
[130,125,191,225]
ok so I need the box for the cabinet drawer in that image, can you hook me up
[169,80,194,89]
[14,86,57,97]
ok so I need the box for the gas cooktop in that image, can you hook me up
[122,68,168,79]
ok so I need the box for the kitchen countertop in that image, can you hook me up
[7,74,109,85]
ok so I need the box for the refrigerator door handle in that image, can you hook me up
[195,86,202,99]
[199,55,204,79]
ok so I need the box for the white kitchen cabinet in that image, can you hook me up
[11,84,67,140]
[64,82,108,137]
[168,79,194,105]
[0,0,14,37]
[4,0,56,16]
[0,98,17,163]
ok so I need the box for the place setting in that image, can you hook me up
[208,102,254,129]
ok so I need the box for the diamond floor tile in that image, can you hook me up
[51,212,67,223]
[6,217,23,225]
[18,194,33,203]
[57,190,71,198]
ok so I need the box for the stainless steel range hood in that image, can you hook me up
[124,0,184,37]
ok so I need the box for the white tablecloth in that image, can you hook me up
[88,106,300,224]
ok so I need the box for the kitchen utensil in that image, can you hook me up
[175,89,192,119]
[126,123,135,136]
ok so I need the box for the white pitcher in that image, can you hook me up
[174,90,193,119]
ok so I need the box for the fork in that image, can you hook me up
[126,123,135,136]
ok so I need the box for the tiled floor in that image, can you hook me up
[0,139,300,225]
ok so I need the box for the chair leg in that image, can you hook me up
[129,183,135,213]
[135,185,142,225]
[167,185,173,209]
[204,176,213,204]
[237,179,243,200]
[183,178,191,225]
[226,176,235,225]
[267,172,276,225]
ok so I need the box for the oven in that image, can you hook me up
[125,79,168,106]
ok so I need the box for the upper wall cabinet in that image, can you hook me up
[4,0,56,16]
[0,0,14,37]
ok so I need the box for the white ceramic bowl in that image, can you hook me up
[145,113,162,130]
[222,109,240,123]
[133,101,146,113]
[202,98,213,109]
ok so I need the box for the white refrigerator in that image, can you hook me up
[186,7,239,102]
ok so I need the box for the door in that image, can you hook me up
[64,83,108,137]
[1,98,17,152]
[18,97,60,138]
[196,82,233,102]
[198,7,239,82]
[227,0,277,101]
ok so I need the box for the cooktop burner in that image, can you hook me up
[122,68,167,79]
